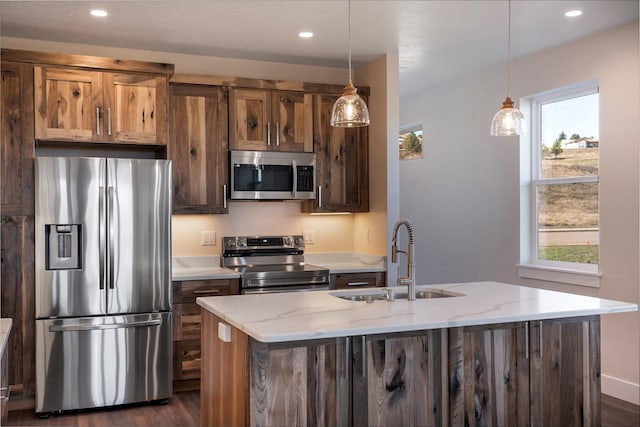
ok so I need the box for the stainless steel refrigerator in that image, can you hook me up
[34,156,172,414]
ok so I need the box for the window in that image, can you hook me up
[399,124,423,160]
[519,81,600,286]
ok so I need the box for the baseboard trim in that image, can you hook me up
[602,374,640,405]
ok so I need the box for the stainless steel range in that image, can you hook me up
[221,235,329,294]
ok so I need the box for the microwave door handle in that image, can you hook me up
[291,160,297,199]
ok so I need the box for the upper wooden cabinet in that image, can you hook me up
[229,88,312,152]
[301,93,369,213]
[169,84,229,214]
[34,65,168,145]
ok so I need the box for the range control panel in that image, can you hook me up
[222,235,305,252]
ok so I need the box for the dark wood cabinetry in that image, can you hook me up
[169,84,229,213]
[331,271,385,289]
[301,93,369,213]
[0,60,36,401]
[34,66,168,146]
[172,279,239,391]
[229,88,313,152]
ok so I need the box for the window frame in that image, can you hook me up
[518,80,601,287]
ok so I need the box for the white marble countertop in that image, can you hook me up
[0,318,12,356]
[172,253,386,281]
[172,256,240,281]
[197,281,638,343]
[305,252,386,274]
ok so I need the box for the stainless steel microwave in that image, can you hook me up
[229,150,316,200]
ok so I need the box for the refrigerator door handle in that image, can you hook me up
[108,186,115,290]
[99,186,106,290]
[48,318,162,332]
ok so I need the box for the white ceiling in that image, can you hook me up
[1,1,638,95]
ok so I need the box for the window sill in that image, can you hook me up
[517,264,601,288]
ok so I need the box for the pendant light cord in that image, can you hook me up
[348,0,353,85]
[507,0,512,98]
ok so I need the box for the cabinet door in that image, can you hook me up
[103,72,167,145]
[229,88,270,151]
[34,66,103,142]
[272,91,313,152]
[448,322,530,427]
[302,93,369,213]
[169,84,229,213]
[354,331,443,427]
[530,316,600,427]
[1,61,34,215]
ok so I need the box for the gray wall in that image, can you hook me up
[399,23,639,403]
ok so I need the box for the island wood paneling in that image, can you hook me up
[169,84,229,213]
[250,339,339,427]
[201,310,249,427]
[360,331,443,427]
[529,316,601,427]
[448,322,529,427]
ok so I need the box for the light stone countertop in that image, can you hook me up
[0,318,12,357]
[172,256,240,281]
[172,253,386,281]
[197,281,638,343]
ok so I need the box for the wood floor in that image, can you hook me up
[7,391,639,426]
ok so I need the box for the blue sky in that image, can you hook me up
[541,93,599,147]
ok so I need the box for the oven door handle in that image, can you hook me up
[245,276,329,288]
[242,285,330,295]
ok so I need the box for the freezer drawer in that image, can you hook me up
[35,312,172,413]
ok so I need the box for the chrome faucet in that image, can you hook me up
[391,218,415,301]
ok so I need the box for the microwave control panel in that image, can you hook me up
[296,166,314,192]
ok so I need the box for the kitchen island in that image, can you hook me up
[197,282,637,427]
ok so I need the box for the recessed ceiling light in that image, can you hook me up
[90,9,108,17]
[298,31,314,38]
[564,10,582,18]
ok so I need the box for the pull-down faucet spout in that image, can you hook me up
[391,218,415,301]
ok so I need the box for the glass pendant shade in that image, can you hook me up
[490,96,526,136]
[330,82,370,127]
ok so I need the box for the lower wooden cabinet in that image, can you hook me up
[330,271,385,289]
[172,278,239,391]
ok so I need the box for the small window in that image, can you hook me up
[520,81,599,286]
[399,124,423,160]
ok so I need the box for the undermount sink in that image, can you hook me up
[331,288,464,302]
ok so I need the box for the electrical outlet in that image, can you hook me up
[201,230,216,246]
[302,229,316,244]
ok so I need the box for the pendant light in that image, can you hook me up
[330,0,370,127]
[490,0,525,136]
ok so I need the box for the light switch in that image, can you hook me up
[201,230,216,246]
[302,229,316,244]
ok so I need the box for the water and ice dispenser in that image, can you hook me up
[44,224,82,270]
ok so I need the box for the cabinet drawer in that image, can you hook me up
[331,272,385,289]
[173,303,202,341]
[172,279,239,304]
[173,340,201,381]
